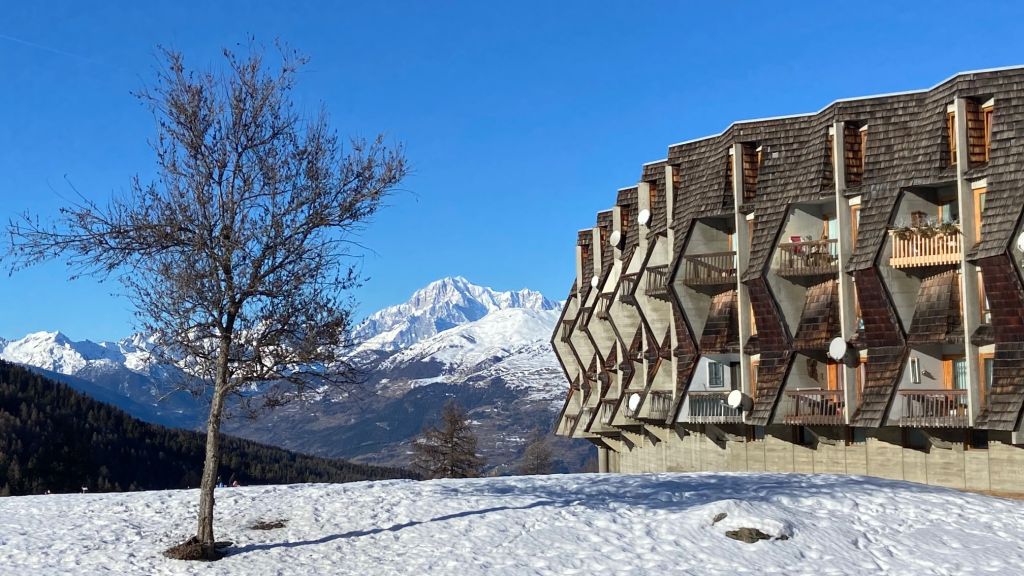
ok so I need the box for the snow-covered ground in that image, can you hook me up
[2,473,1023,575]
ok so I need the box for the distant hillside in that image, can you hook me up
[0,361,414,496]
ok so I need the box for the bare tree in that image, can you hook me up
[411,400,484,479]
[5,45,406,560]
[517,430,554,475]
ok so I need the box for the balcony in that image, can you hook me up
[889,228,962,270]
[898,389,968,428]
[686,391,743,423]
[599,399,617,425]
[560,320,573,343]
[560,413,579,435]
[578,407,596,432]
[680,251,737,289]
[596,293,614,320]
[644,265,672,300]
[775,239,838,280]
[646,391,674,421]
[619,273,639,305]
[578,306,593,329]
[783,389,845,426]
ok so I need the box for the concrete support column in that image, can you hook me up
[598,446,609,473]
[731,144,754,407]
[954,98,982,425]
[832,122,860,423]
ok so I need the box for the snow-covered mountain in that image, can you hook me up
[352,276,559,352]
[0,277,584,470]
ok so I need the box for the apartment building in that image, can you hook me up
[552,67,1024,493]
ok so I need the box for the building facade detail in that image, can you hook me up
[551,68,1024,492]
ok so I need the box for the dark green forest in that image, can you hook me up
[0,361,415,496]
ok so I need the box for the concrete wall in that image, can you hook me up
[605,426,1024,494]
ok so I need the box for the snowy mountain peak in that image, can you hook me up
[352,277,559,352]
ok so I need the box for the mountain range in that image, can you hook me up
[0,277,590,472]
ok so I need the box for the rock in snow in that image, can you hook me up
[2,473,1024,575]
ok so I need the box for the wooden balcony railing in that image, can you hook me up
[560,413,579,435]
[681,251,737,288]
[775,239,838,279]
[645,265,672,300]
[619,273,639,304]
[578,407,595,432]
[889,230,962,269]
[596,293,614,320]
[686,391,744,423]
[898,389,968,428]
[783,389,845,426]
[578,306,593,328]
[599,399,617,425]
[646,391,674,421]
[560,320,573,343]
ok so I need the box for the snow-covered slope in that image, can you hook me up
[352,276,559,352]
[4,473,1024,575]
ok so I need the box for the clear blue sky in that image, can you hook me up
[2,1,1022,341]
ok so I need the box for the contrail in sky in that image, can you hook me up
[0,32,103,65]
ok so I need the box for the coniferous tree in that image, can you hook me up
[517,430,554,476]
[411,401,484,479]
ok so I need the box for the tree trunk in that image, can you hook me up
[195,337,231,557]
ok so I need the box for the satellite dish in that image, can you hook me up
[726,389,753,412]
[637,209,651,226]
[590,276,599,289]
[608,230,622,248]
[627,393,641,412]
[827,337,848,362]
[1016,231,1024,253]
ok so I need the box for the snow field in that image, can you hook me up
[1,472,1023,575]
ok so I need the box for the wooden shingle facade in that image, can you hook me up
[551,67,1024,493]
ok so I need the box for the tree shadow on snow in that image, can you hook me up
[229,500,555,556]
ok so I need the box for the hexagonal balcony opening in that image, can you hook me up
[773,203,839,284]
[887,184,963,273]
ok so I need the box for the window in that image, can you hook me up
[979,271,991,324]
[947,110,958,166]
[910,356,921,384]
[974,186,987,243]
[750,360,760,396]
[944,356,967,390]
[859,125,868,168]
[708,362,725,388]
[749,301,758,336]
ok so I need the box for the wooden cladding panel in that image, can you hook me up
[844,123,864,186]
[966,99,987,166]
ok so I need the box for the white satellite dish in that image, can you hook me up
[590,276,599,289]
[726,389,753,412]
[637,209,651,226]
[608,230,622,248]
[827,337,848,362]
[1016,231,1024,254]
[627,393,641,412]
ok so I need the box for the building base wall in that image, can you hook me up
[606,426,1024,494]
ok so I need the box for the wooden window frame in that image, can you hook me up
[750,359,760,397]
[859,125,868,170]
[826,362,842,391]
[973,186,987,243]
[978,270,991,324]
[942,355,967,390]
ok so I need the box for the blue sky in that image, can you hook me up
[2,1,1023,341]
